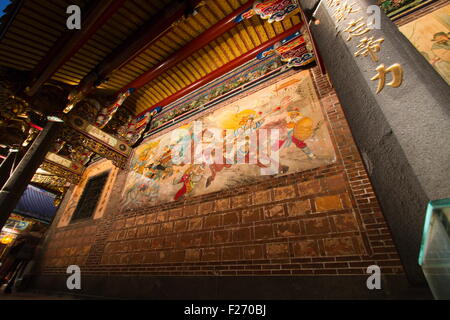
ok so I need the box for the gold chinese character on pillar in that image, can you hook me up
[354,37,385,62]
[333,2,361,22]
[343,17,371,41]
[371,63,404,93]
[325,0,406,93]
[327,0,341,8]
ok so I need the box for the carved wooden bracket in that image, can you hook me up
[31,173,68,195]
[40,161,82,184]
[61,116,131,169]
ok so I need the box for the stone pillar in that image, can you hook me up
[0,122,61,229]
[300,0,450,284]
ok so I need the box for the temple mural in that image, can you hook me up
[120,70,336,210]
[378,0,430,17]
[399,4,450,84]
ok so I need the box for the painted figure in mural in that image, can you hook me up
[121,71,336,209]
[227,110,264,164]
[214,110,264,169]
[173,164,204,201]
[200,128,232,188]
[121,174,160,208]
[168,128,194,167]
[270,97,317,159]
[130,140,160,174]
[145,145,175,180]
[123,140,163,208]
[206,157,232,187]
[399,5,450,85]
[430,32,450,84]
[226,108,289,174]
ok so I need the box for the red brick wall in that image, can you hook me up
[37,66,404,278]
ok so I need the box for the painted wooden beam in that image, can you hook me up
[136,23,303,118]
[117,1,256,94]
[26,0,127,96]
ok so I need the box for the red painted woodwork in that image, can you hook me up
[118,1,256,94]
[136,23,303,118]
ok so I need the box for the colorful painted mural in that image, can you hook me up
[378,0,431,17]
[399,5,450,84]
[149,57,285,132]
[120,71,336,210]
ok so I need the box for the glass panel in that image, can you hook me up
[419,198,450,299]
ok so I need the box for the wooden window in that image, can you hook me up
[71,172,109,222]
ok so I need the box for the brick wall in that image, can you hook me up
[37,66,404,279]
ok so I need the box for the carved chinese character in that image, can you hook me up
[327,0,341,8]
[333,2,360,22]
[354,36,384,62]
[343,17,371,41]
[371,63,403,93]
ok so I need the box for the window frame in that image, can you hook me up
[70,171,110,223]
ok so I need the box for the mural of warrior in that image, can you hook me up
[173,164,204,201]
[200,129,233,188]
[121,71,335,208]
[145,145,175,180]
[121,174,160,209]
[272,99,317,159]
